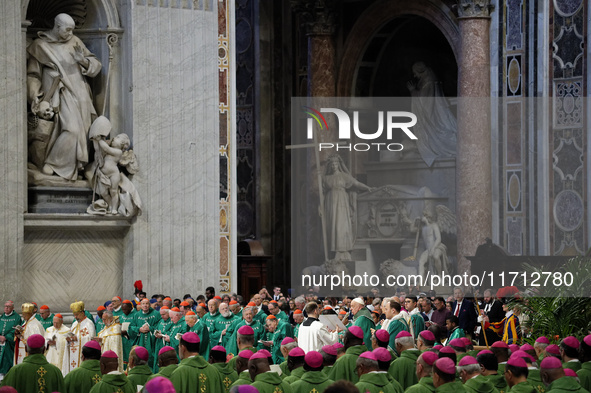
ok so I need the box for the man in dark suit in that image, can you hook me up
[451,287,477,338]
[478,288,504,345]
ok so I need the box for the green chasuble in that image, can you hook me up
[0,311,21,374]
[291,370,334,393]
[484,373,508,393]
[120,311,140,367]
[389,349,421,390]
[95,319,104,335]
[89,372,136,393]
[212,314,240,348]
[36,313,55,331]
[149,363,178,380]
[294,323,301,338]
[113,308,124,319]
[406,376,437,393]
[212,362,239,392]
[356,371,398,393]
[170,355,225,393]
[251,371,293,393]
[151,318,172,372]
[254,309,268,326]
[166,319,187,357]
[1,353,64,393]
[188,319,210,360]
[529,368,546,393]
[64,359,102,393]
[276,311,290,325]
[279,361,291,378]
[282,367,305,384]
[465,375,500,393]
[388,317,410,350]
[134,308,162,369]
[447,327,466,343]
[328,344,366,383]
[354,308,376,351]
[436,380,468,393]
[564,362,583,373]
[202,311,222,349]
[509,382,538,393]
[225,320,263,358]
[386,372,405,393]
[271,323,292,364]
[409,312,426,339]
[546,376,590,393]
[127,364,152,390]
[230,370,252,387]
[578,362,591,392]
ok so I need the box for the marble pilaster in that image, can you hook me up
[456,0,494,274]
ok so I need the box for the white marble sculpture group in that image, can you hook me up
[26,13,141,217]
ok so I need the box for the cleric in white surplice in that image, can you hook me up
[297,302,339,353]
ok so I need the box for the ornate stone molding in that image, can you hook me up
[291,0,337,36]
[456,0,494,19]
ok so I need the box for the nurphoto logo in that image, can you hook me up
[304,106,418,152]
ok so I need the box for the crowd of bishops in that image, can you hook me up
[0,284,589,393]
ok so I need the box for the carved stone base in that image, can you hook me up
[28,187,93,214]
[27,165,90,188]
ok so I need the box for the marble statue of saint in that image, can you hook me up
[86,116,142,217]
[403,205,456,278]
[27,13,102,180]
[321,154,372,260]
[406,61,457,167]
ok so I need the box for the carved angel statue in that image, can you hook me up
[86,116,142,216]
[403,205,456,278]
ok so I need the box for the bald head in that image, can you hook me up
[158,350,179,367]
[100,356,119,374]
[55,13,75,28]
[248,356,270,381]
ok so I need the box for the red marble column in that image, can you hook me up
[456,1,494,275]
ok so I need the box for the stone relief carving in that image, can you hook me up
[321,154,373,261]
[405,62,458,167]
[26,13,102,181]
[86,117,142,217]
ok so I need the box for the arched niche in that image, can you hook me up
[22,0,124,131]
[337,0,459,97]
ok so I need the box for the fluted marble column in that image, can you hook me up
[456,0,494,274]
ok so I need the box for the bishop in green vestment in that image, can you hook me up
[432,357,467,393]
[249,351,293,393]
[389,331,421,390]
[0,301,21,374]
[89,350,135,393]
[225,307,264,358]
[291,350,334,393]
[170,332,225,393]
[127,346,153,390]
[186,311,210,359]
[1,334,64,393]
[328,327,367,383]
[355,350,397,393]
[405,351,439,393]
[202,300,223,350]
[578,362,591,392]
[64,341,103,393]
[229,349,254,387]
[282,347,306,384]
[135,299,162,370]
[210,345,238,392]
[147,345,178,381]
[502,357,537,393]
[213,303,240,346]
[120,301,140,368]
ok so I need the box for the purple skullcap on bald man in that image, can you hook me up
[0,387,18,393]
[238,325,255,335]
[305,351,324,368]
[84,340,101,351]
[396,331,412,339]
[492,341,509,349]
[27,334,45,349]
[545,344,561,356]
[458,356,478,366]
[373,348,391,362]
[520,343,534,351]
[421,351,439,366]
[182,332,200,343]
[564,369,578,377]
[232,386,260,393]
[449,338,466,348]
[359,351,377,361]
[563,336,580,349]
[259,349,272,358]
[433,345,443,351]
[507,357,528,368]
[281,337,295,346]
[536,336,550,344]
[510,350,534,362]
[134,346,149,361]
[212,345,226,354]
[375,329,390,342]
[435,358,457,375]
[239,349,254,359]
[584,335,591,347]
[159,346,176,356]
[478,350,493,356]
[509,344,520,353]
[144,376,175,393]
[540,356,563,369]
[102,350,118,359]
[289,347,305,358]
[322,345,337,356]
[250,351,268,361]
[439,346,455,354]
[419,330,435,342]
[349,326,364,339]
